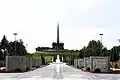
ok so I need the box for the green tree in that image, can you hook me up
[0,35,10,60]
[110,46,119,68]
[86,40,103,56]
[1,35,9,50]
[41,54,45,65]
[110,46,119,62]
[9,40,27,56]
[102,47,108,56]
[79,40,104,57]
[79,49,84,58]
[82,46,89,57]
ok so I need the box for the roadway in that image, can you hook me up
[0,63,120,80]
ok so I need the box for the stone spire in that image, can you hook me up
[57,22,59,44]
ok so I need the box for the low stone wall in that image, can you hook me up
[5,56,43,71]
[26,57,32,70]
[78,59,84,68]
[90,56,110,72]
[84,57,90,69]
[74,59,84,68]
[6,56,26,71]
[74,59,78,68]
[32,59,42,67]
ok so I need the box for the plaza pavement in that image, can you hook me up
[0,63,120,80]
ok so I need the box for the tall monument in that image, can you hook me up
[52,22,64,50]
[57,23,59,44]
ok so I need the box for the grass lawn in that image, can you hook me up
[30,51,79,62]
[31,52,53,62]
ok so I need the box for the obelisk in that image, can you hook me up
[56,22,60,50]
[57,22,59,44]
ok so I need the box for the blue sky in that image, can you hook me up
[0,0,120,52]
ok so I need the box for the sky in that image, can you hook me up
[0,0,120,53]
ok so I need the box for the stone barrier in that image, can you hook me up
[90,56,110,72]
[74,59,78,68]
[26,57,32,70]
[78,59,84,68]
[6,56,26,72]
[74,59,84,68]
[32,59,42,68]
[84,57,90,69]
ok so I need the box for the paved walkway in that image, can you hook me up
[0,63,120,80]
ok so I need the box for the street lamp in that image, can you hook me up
[99,34,103,55]
[13,33,18,55]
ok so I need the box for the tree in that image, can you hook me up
[80,46,91,57]
[79,40,104,57]
[35,46,52,51]
[110,46,119,68]
[110,46,119,62]
[0,35,9,60]
[41,54,45,65]
[84,40,103,57]
[9,40,27,56]
[102,47,108,56]
[1,35,9,50]
[0,50,4,61]
[79,49,84,58]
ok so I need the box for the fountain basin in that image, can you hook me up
[50,62,66,65]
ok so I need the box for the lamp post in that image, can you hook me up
[99,34,103,55]
[13,33,18,55]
